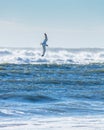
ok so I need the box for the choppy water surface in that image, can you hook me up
[0,48,104,121]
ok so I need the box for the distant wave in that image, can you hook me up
[0,48,104,64]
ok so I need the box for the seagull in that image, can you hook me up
[41,33,48,57]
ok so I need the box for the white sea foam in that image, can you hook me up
[0,116,104,130]
[0,48,104,64]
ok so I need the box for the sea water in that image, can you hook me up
[0,48,104,129]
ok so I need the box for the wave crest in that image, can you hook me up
[0,48,104,64]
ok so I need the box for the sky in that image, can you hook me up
[0,0,104,48]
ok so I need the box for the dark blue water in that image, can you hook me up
[0,63,104,120]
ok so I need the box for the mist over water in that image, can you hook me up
[0,48,104,64]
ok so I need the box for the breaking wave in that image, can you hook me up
[0,48,104,64]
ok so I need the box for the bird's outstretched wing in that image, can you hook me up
[41,45,46,57]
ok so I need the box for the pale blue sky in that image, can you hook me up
[0,0,104,48]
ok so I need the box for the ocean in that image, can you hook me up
[0,48,104,130]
